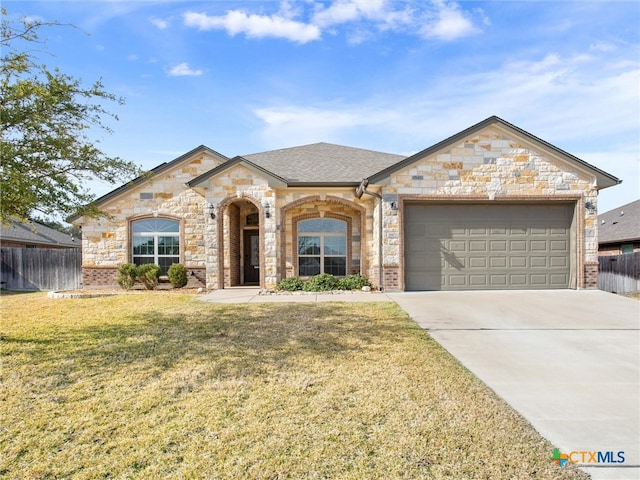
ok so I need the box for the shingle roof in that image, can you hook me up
[242,142,405,183]
[0,220,80,248]
[598,200,640,244]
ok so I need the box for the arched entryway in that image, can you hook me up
[217,197,264,288]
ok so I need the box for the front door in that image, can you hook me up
[243,229,260,284]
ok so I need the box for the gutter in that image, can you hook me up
[355,178,383,292]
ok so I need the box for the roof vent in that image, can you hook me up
[620,211,624,216]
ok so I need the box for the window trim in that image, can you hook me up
[294,214,352,278]
[128,215,183,274]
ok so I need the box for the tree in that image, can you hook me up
[0,8,142,224]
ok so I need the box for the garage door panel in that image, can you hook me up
[551,240,568,251]
[469,240,487,252]
[405,203,573,290]
[469,257,486,268]
[531,256,548,268]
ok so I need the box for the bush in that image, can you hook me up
[277,277,305,291]
[167,263,188,288]
[303,273,340,292]
[137,264,160,290]
[338,274,372,290]
[116,263,138,290]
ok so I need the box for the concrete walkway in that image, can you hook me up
[200,287,639,479]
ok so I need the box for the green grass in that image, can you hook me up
[0,292,588,479]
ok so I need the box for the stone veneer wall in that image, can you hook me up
[379,126,599,290]
[278,194,369,282]
[78,152,222,287]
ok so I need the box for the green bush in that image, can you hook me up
[276,277,305,291]
[338,274,372,290]
[167,263,188,288]
[137,264,160,290]
[116,263,138,290]
[303,273,340,292]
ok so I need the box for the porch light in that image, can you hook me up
[208,203,216,220]
[263,201,271,219]
[585,201,596,214]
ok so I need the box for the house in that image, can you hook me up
[598,200,640,255]
[69,116,620,291]
[0,220,80,249]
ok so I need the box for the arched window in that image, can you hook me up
[131,218,180,275]
[298,218,347,276]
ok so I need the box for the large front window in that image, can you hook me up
[298,218,346,276]
[132,218,180,275]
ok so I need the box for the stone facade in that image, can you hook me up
[376,126,599,290]
[73,118,617,291]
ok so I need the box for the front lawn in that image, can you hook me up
[0,293,587,479]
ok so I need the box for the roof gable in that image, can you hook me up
[368,116,621,189]
[69,146,229,220]
[598,200,640,244]
[187,156,288,188]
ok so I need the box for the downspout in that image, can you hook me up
[355,179,384,292]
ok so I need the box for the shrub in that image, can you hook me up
[167,263,188,288]
[137,264,160,290]
[303,273,340,292]
[277,277,305,291]
[116,263,138,290]
[338,274,372,291]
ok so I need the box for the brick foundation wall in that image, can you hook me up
[383,265,400,291]
[83,267,118,286]
[584,263,598,289]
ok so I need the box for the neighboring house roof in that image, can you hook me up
[0,220,80,248]
[598,200,640,245]
[368,116,621,189]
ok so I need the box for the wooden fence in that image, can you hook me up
[0,247,81,291]
[598,252,640,294]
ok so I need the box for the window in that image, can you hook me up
[621,244,634,254]
[132,218,180,275]
[298,218,347,276]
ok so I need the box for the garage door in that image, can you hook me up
[404,203,573,290]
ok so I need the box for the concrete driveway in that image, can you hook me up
[388,290,640,480]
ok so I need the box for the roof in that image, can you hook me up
[75,116,622,214]
[597,200,640,244]
[67,145,229,222]
[242,142,405,184]
[368,116,621,189]
[0,220,80,248]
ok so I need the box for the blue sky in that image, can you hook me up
[7,0,640,213]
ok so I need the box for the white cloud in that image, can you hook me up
[149,16,169,30]
[182,1,481,44]
[183,10,321,44]
[252,50,639,156]
[167,62,203,77]
[420,1,479,41]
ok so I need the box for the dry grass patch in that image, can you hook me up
[1,293,587,479]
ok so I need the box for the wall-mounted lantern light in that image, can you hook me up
[389,201,398,212]
[208,203,216,220]
[263,200,271,219]
[585,201,596,215]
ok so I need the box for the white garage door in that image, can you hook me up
[404,203,573,290]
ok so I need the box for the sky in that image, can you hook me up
[7,0,640,214]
